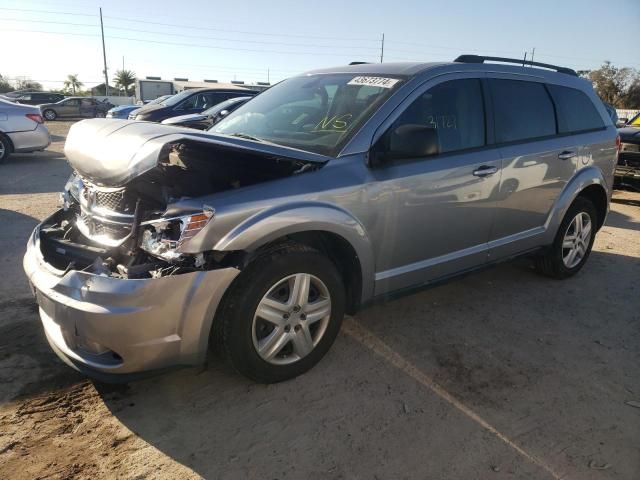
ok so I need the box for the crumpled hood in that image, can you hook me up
[64,119,329,187]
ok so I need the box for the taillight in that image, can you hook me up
[615,134,621,151]
[25,113,44,124]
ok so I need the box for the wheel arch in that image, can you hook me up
[545,167,610,238]
[212,202,375,310]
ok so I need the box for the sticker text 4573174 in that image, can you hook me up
[347,76,401,89]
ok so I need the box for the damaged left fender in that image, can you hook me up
[189,201,376,304]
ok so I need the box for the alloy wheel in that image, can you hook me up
[252,273,332,365]
[0,140,5,160]
[562,212,592,268]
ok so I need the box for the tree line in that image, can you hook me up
[0,70,137,96]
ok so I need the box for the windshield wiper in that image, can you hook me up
[229,133,264,142]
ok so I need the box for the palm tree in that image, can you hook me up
[63,74,83,95]
[114,69,136,96]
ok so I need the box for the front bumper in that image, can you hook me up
[23,220,240,379]
[8,124,51,152]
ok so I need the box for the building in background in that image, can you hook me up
[135,77,271,102]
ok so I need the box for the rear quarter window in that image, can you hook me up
[547,84,606,133]
[490,79,556,143]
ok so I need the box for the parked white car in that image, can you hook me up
[0,98,51,162]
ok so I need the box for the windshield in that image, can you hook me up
[211,73,405,156]
[202,97,248,116]
[152,95,171,105]
[161,90,195,107]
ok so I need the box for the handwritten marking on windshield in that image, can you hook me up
[314,114,353,132]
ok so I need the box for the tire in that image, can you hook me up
[535,197,598,279]
[43,109,57,121]
[215,243,346,383]
[94,110,106,118]
[0,133,11,163]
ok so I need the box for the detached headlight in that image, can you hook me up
[60,172,84,209]
[139,208,214,262]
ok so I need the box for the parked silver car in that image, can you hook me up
[0,98,51,162]
[24,56,617,382]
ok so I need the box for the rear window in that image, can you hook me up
[490,79,556,143]
[547,85,605,133]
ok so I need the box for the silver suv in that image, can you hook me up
[24,56,618,383]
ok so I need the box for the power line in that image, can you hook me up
[0,6,96,17]
[0,6,379,43]
[103,14,379,43]
[0,28,378,58]
[0,17,380,51]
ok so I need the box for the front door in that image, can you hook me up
[369,77,502,295]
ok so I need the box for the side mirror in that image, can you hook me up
[372,124,439,166]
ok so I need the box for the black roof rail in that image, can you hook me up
[349,61,371,65]
[454,54,577,76]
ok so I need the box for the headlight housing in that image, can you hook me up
[139,208,214,262]
[60,172,84,209]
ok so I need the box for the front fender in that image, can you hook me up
[213,201,375,303]
[544,166,609,241]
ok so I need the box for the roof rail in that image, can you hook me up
[454,54,577,76]
[349,61,371,65]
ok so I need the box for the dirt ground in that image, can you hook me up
[0,120,638,479]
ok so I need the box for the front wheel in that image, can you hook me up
[94,110,106,118]
[535,197,598,279]
[215,243,346,383]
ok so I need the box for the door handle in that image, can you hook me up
[473,166,498,177]
[558,151,576,160]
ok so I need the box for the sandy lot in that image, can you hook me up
[0,120,638,479]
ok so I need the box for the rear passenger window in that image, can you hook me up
[389,79,486,155]
[547,85,605,133]
[490,79,556,143]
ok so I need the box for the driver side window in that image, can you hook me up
[376,79,486,162]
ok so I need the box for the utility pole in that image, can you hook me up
[522,51,527,66]
[122,56,125,71]
[99,7,109,96]
[530,47,535,64]
[267,68,270,84]
[380,33,385,63]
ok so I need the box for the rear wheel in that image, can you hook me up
[215,243,346,383]
[535,197,598,279]
[43,109,57,121]
[94,110,106,118]
[0,134,11,163]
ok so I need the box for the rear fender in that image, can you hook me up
[544,166,609,241]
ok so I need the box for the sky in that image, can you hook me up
[0,0,638,91]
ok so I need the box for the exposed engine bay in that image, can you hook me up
[39,138,322,279]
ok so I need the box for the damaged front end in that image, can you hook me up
[40,120,326,280]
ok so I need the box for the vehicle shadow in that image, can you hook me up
[96,249,640,479]
[605,208,640,231]
[611,195,640,208]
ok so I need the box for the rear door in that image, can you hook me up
[487,77,578,259]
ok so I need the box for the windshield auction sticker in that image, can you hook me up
[347,76,400,89]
